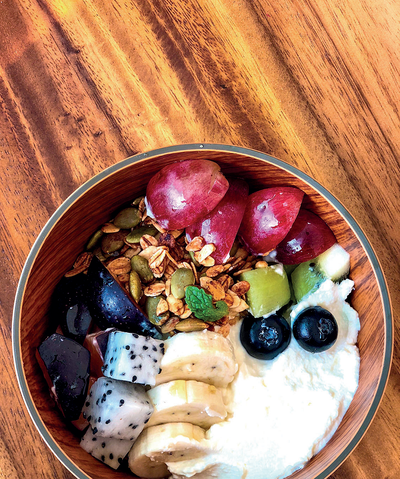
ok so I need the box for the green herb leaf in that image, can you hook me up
[185,286,229,322]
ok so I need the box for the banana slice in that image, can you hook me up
[147,380,227,428]
[156,331,237,388]
[128,423,208,477]
[168,460,245,479]
[128,452,168,479]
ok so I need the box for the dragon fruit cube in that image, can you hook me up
[82,377,153,441]
[80,427,133,469]
[102,331,164,386]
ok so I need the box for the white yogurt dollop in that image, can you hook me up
[168,280,360,479]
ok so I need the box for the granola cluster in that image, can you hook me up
[65,196,268,338]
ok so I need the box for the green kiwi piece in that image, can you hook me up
[315,243,350,281]
[291,243,350,302]
[283,264,298,277]
[291,261,324,302]
[240,265,291,318]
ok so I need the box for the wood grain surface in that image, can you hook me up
[1,0,399,478]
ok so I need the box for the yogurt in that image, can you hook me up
[168,279,360,479]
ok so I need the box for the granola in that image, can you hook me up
[67,198,266,339]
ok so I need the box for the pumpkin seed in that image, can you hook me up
[189,251,201,267]
[130,255,154,283]
[160,317,180,334]
[170,268,195,299]
[229,237,240,257]
[114,207,141,229]
[175,318,208,332]
[132,196,144,207]
[101,231,126,254]
[86,229,104,251]
[126,225,158,244]
[145,296,169,325]
[93,247,107,262]
[101,223,120,233]
[129,270,142,303]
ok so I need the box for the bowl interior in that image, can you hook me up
[16,148,390,479]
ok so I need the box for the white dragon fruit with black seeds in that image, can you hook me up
[80,427,134,469]
[82,377,153,441]
[102,331,165,386]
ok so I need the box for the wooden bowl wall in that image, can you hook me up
[14,145,392,479]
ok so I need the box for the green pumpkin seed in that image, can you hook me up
[93,246,107,262]
[101,231,126,254]
[129,270,142,303]
[114,207,141,229]
[229,237,240,257]
[175,318,208,332]
[132,196,144,207]
[189,251,201,267]
[86,229,104,251]
[126,225,158,244]
[131,255,154,283]
[145,296,169,325]
[171,268,195,299]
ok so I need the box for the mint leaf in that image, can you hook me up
[185,286,229,322]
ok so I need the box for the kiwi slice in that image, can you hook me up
[291,262,324,302]
[314,243,350,280]
[291,243,350,302]
[283,264,297,303]
[240,265,291,318]
[283,264,298,277]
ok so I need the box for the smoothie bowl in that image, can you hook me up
[13,144,392,479]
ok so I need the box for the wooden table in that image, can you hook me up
[1,0,399,477]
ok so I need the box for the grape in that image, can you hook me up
[275,209,336,264]
[238,187,304,256]
[145,160,229,230]
[186,177,249,264]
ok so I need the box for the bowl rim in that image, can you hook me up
[12,143,393,479]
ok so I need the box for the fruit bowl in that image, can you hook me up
[13,144,392,479]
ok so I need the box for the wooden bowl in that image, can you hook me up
[13,144,392,479]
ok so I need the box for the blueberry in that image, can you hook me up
[240,313,291,360]
[293,306,338,353]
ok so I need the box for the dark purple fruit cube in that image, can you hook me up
[83,328,116,378]
[86,256,162,338]
[37,333,90,421]
[50,273,93,343]
[96,328,112,357]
